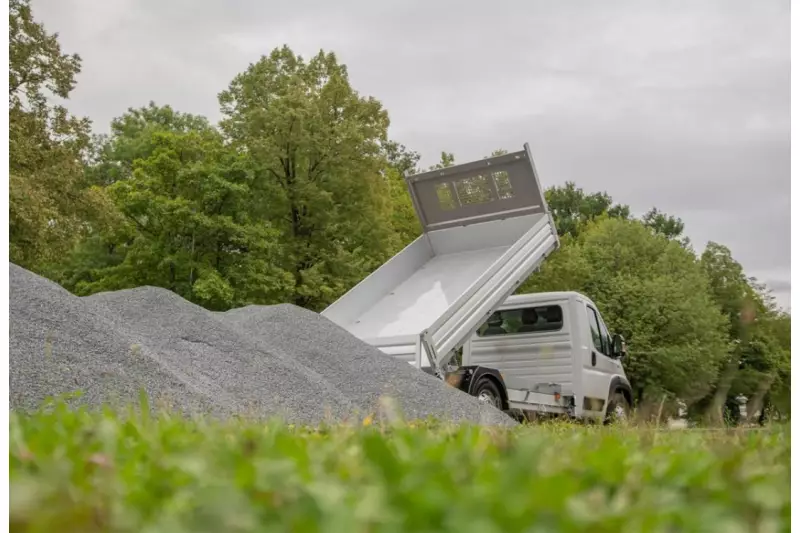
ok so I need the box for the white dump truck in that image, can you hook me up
[322,144,632,422]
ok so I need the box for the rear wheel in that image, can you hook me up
[474,378,503,410]
[605,391,631,424]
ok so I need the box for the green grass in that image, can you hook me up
[10,401,790,533]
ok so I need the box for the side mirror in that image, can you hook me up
[611,334,627,359]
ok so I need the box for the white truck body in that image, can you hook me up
[322,143,630,421]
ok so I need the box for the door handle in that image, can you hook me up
[591,352,597,366]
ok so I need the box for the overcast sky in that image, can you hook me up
[31,0,791,310]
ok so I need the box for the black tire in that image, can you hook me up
[605,391,631,425]
[473,378,503,410]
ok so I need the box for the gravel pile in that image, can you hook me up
[10,263,514,426]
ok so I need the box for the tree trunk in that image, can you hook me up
[707,359,738,426]
[745,375,775,424]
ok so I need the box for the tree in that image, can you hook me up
[761,312,790,419]
[9,0,116,271]
[383,140,421,176]
[428,151,455,170]
[57,111,293,310]
[384,166,421,250]
[544,182,630,238]
[218,46,398,310]
[700,243,759,338]
[381,141,422,249]
[695,242,789,424]
[86,102,215,186]
[642,207,687,244]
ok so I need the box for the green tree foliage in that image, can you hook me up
[695,243,789,422]
[762,313,791,417]
[86,102,214,186]
[218,46,399,310]
[9,0,116,271]
[383,140,420,176]
[700,243,763,339]
[56,107,293,310]
[642,207,686,242]
[544,182,631,238]
[429,151,455,170]
[382,141,422,249]
[383,166,421,250]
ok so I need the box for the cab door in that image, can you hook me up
[595,309,624,375]
[581,302,621,414]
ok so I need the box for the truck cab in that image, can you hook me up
[461,291,632,422]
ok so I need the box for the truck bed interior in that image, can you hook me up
[346,213,546,340]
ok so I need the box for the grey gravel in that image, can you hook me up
[10,263,515,426]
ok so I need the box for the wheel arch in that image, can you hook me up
[607,375,633,409]
[457,366,510,411]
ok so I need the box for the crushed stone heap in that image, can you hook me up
[10,263,514,426]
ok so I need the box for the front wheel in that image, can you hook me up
[605,391,631,425]
[473,378,503,410]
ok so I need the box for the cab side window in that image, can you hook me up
[585,306,607,355]
[477,305,564,336]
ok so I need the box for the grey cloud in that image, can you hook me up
[31,0,790,308]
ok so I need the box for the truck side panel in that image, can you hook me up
[463,295,576,397]
[364,334,426,367]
